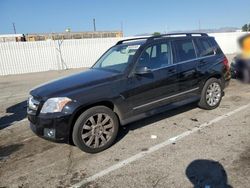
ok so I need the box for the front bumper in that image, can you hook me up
[28,113,72,143]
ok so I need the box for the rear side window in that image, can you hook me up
[195,38,215,57]
[173,39,196,62]
[208,38,223,55]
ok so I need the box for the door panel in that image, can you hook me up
[177,60,199,92]
[121,41,179,118]
[122,66,178,118]
[194,37,218,83]
[172,38,199,93]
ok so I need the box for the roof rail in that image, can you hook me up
[147,32,208,42]
[116,37,149,45]
[116,33,208,45]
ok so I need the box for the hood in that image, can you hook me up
[30,68,120,98]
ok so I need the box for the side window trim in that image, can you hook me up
[173,37,217,65]
[192,39,198,58]
[173,38,216,65]
[174,54,216,65]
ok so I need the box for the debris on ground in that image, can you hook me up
[151,135,157,139]
[190,118,199,122]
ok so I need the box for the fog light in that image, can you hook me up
[44,128,55,138]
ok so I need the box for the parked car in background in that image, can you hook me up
[27,33,231,153]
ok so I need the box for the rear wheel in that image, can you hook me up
[72,106,119,153]
[198,78,222,110]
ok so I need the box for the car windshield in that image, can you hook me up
[92,44,140,72]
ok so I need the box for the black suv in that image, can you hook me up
[27,33,231,153]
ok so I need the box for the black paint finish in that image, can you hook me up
[28,34,231,143]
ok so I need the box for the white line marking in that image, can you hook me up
[21,136,36,142]
[72,103,250,188]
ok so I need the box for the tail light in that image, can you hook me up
[223,57,230,71]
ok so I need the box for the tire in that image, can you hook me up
[72,106,119,153]
[198,78,223,110]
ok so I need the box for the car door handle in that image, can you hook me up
[183,70,195,76]
[198,60,206,68]
[168,68,176,73]
[199,60,206,64]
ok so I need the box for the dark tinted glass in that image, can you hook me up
[137,42,171,69]
[208,38,223,55]
[173,39,196,62]
[195,38,215,57]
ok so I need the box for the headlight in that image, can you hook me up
[40,97,72,114]
[28,96,39,110]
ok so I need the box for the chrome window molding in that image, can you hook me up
[133,87,199,110]
[149,54,216,72]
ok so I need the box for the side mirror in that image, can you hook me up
[134,66,152,75]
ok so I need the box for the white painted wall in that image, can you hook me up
[0,38,120,75]
[0,32,249,76]
[209,32,249,54]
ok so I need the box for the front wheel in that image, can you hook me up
[72,106,119,153]
[198,78,223,110]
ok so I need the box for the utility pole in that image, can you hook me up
[93,18,96,32]
[12,22,16,34]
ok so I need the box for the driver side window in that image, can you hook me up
[137,42,170,70]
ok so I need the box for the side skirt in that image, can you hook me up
[120,96,200,126]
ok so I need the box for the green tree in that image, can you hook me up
[242,24,248,32]
[153,32,161,36]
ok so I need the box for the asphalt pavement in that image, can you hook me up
[1,56,250,188]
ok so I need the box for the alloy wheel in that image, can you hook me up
[81,113,114,148]
[206,82,221,106]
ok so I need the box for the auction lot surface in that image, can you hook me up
[1,67,250,188]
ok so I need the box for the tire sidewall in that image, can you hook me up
[72,106,119,153]
[200,78,222,110]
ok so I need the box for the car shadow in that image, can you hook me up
[116,102,198,144]
[0,144,24,161]
[0,100,27,130]
[185,159,233,188]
